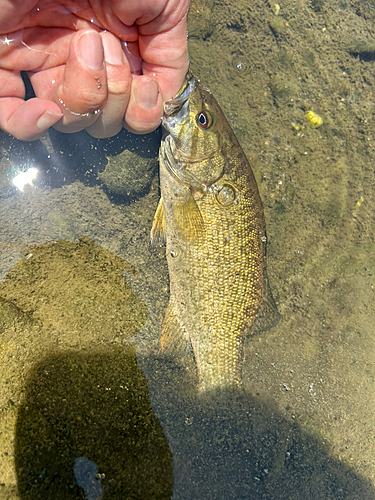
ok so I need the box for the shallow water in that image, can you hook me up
[1,0,375,498]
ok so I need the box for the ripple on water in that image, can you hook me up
[229,53,252,77]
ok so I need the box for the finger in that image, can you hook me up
[55,29,107,132]
[139,15,189,100]
[86,31,131,139]
[32,29,108,134]
[0,3,93,33]
[124,75,163,135]
[0,97,62,141]
[0,68,62,140]
[0,28,72,72]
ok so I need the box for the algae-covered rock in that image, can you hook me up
[188,0,214,40]
[270,15,286,34]
[38,126,160,197]
[98,149,158,198]
[0,238,147,346]
[269,73,300,105]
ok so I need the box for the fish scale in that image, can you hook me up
[151,71,279,391]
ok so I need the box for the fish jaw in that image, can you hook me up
[163,71,196,117]
[162,71,196,138]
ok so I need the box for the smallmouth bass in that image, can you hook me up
[151,71,279,391]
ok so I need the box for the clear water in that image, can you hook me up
[1,0,375,498]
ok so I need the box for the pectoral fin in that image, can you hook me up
[159,301,190,357]
[174,191,204,242]
[150,197,166,246]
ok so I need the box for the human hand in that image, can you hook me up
[0,0,190,140]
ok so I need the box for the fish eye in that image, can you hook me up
[196,111,213,130]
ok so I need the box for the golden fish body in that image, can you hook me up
[151,72,279,391]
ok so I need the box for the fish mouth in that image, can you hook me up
[162,71,196,133]
[163,70,196,117]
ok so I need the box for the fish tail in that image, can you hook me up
[191,337,243,392]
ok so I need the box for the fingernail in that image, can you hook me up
[37,110,63,131]
[102,32,124,66]
[78,31,104,70]
[135,79,159,110]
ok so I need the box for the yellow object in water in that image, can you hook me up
[305,110,323,128]
[151,71,279,392]
[291,121,301,131]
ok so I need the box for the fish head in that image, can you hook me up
[162,71,227,192]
